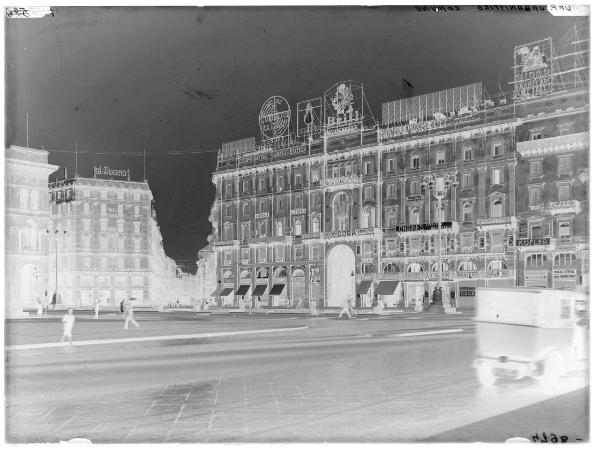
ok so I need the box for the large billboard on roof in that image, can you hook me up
[221,137,256,158]
[381,82,483,127]
[512,38,554,100]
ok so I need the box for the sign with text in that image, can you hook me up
[259,96,291,140]
[93,165,130,180]
[517,238,550,247]
[396,222,452,232]
[459,287,476,297]
[513,38,554,100]
[323,81,374,137]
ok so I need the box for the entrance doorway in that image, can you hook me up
[326,244,356,308]
[406,283,424,308]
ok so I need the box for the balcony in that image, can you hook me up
[546,200,581,216]
[516,132,589,158]
[214,239,239,247]
[475,216,518,231]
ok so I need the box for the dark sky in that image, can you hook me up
[5,6,582,270]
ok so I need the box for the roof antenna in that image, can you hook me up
[26,113,29,148]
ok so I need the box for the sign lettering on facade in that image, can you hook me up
[93,165,130,179]
[459,287,476,297]
[513,38,554,100]
[396,222,452,232]
[323,81,371,137]
[517,238,550,246]
[325,228,374,239]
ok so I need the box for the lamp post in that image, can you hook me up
[422,173,459,300]
[47,229,67,304]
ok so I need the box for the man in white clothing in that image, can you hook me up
[61,309,75,345]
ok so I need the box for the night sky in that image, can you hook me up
[5,6,583,271]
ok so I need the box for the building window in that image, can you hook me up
[463,147,473,161]
[385,209,397,228]
[530,160,543,178]
[312,168,320,183]
[258,178,266,192]
[277,175,284,191]
[311,244,320,260]
[410,180,420,195]
[487,259,507,270]
[491,198,504,218]
[134,222,141,233]
[558,183,571,201]
[101,190,108,199]
[258,246,267,263]
[437,150,446,165]
[83,203,90,214]
[311,192,321,207]
[241,222,249,241]
[529,186,542,208]
[434,203,446,222]
[462,172,474,189]
[223,223,233,240]
[345,163,352,177]
[364,185,374,202]
[411,155,420,169]
[294,173,302,186]
[558,221,571,239]
[224,204,231,217]
[259,199,267,213]
[276,220,284,237]
[557,156,572,175]
[530,223,543,238]
[294,245,304,261]
[117,237,124,251]
[492,142,503,157]
[294,195,303,209]
[294,219,302,236]
[462,202,473,222]
[527,254,547,267]
[529,129,544,140]
[386,183,396,198]
[362,207,375,228]
[241,248,250,264]
[84,257,91,269]
[275,245,284,262]
[491,168,503,185]
[460,233,474,251]
[133,192,141,201]
[387,157,396,172]
[117,220,124,233]
[83,189,91,198]
[311,216,320,233]
[555,253,576,267]
[242,202,249,215]
[409,207,420,225]
[364,161,372,175]
[242,179,249,193]
[100,204,107,215]
[225,183,232,197]
[333,192,351,231]
[100,220,107,232]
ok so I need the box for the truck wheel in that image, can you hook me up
[539,351,563,387]
[476,360,497,387]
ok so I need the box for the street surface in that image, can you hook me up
[5,311,589,443]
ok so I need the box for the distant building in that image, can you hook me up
[4,146,58,316]
[48,175,176,307]
[196,238,217,305]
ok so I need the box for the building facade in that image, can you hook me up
[4,145,58,316]
[196,238,217,305]
[48,175,169,307]
[209,35,588,310]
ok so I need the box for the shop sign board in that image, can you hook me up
[517,238,550,247]
[459,287,476,297]
[513,38,554,100]
[397,222,452,232]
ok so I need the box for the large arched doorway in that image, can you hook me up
[326,244,356,307]
[20,263,41,306]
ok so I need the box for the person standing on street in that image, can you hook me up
[123,298,140,330]
[61,309,75,345]
[93,299,100,320]
[120,299,125,319]
[339,295,354,319]
[36,298,43,318]
[51,291,57,309]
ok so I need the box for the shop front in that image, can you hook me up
[356,280,373,307]
[235,284,251,309]
[375,280,400,308]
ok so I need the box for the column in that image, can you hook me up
[399,176,406,225]
[477,166,487,218]
[508,161,516,216]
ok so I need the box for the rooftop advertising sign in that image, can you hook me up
[512,38,554,100]
[259,96,291,140]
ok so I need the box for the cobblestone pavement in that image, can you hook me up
[5,315,588,443]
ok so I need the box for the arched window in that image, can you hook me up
[431,262,450,272]
[276,220,284,237]
[487,259,507,270]
[407,263,424,272]
[332,192,351,231]
[311,216,320,233]
[383,263,399,273]
[258,221,267,237]
[240,269,251,279]
[491,198,504,218]
[256,267,270,279]
[294,219,303,236]
[409,207,420,225]
[292,268,305,277]
[222,270,233,280]
[275,266,288,278]
[462,202,473,221]
[458,260,478,271]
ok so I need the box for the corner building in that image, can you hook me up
[210,35,588,310]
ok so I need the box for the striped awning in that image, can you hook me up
[356,280,373,294]
[375,281,399,295]
[235,285,251,295]
[252,284,268,296]
[210,288,222,297]
[269,284,286,296]
[220,287,234,296]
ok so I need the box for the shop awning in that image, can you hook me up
[375,281,399,295]
[210,288,221,297]
[220,287,234,297]
[235,285,251,295]
[269,284,286,296]
[252,284,268,296]
[357,280,373,295]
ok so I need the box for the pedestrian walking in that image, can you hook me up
[415,296,423,312]
[61,309,75,345]
[123,298,140,330]
[338,295,354,319]
[93,299,100,319]
[450,289,456,308]
[36,298,43,318]
[119,300,125,319]
[51,291,57,309]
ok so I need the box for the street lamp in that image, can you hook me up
[47,229,67,305]
[422,172,459,299]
